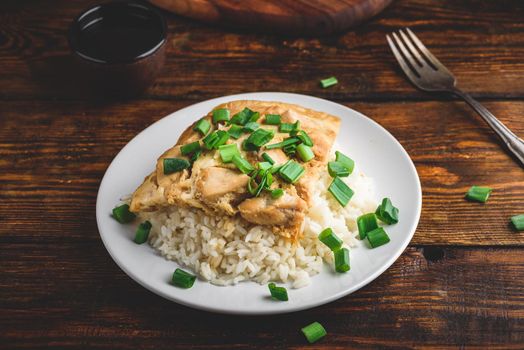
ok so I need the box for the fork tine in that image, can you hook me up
[391,32,421,75]
[398,29,424,67]
[405,28,450,73]
[386,34,420,85]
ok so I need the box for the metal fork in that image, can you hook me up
[387,28,524,167]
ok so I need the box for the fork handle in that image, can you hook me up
[452,88,524,167]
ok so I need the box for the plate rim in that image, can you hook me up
[96,92,422,315]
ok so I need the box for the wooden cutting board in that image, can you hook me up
[149,0,393,35]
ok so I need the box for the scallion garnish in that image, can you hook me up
[134,221,152,244]
[296,144,314,162]
[328,177,354,207]
[268,282,288,301]
[366,227,390,248]
[318,228,343,251]
[328,161,350,177]
[334,247,350,272]
[163,158,190,174]
[279,160,305,183]
[271,188,284,199]
[296,130,313,146]
[258,162,272,171]
[248,170,269,197]
[265,114,281,125]
[180,141,201,156]
[203,130,229,149]
[212,108,230,124]
[231,107,256,125]
[320,76,338,88]
[232,155,254,174]
[189,149,202,163]
[270,163,284,174]
[279,121,300,133]
[171,268,196,289]
[465,186,492,203]
[282,143,297,156]
[193,119,211,135]
[243,122,259,133]
[248,111,260,123]
[265,137,300,150]
[511,214,524,231]
[112,204,136,223]
[335,151,354,174]
[243,128,274,151]
[301,322,327,344]
[375,198,399,224]
[228,124,244,139]
[357,213,378,240]
[218,143,240,163]
[261,152,275,164]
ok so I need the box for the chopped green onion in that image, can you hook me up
[279,160,305,183]
[301,322,327,344]
[231,107,256,125]
[212,108,230,124]
[193,119,211,135]
[335,151,354,174]
[134,221,152,244]
[112,204,136,223]
[243,128,274,151]
[180,141,201,156]
[258,162,272,171]
[318,228,343,251]
[511,214,524,231]
[297,144,315,162]
[265,114,281,125]
[261,152,275,165]
[218,143,240,163]
[248,170,268,197]
[248,111,260,123]
[465,186,492,203]
[357,213,378,240]
[163,158,190,174]
[203,130,229,149]
[366,227,390,248]
[282,144,297,156]
[271,188,284,199]
[328,177,354,207]
[296,130,313,146]
[320,76,338,88]
[171,268,196,289]
[375,198,399,224]
[213,130,229,148]
[203,131,218,149]
[228,124,244,139]
[334,247,350,273]
[270,163,284,174]
[232,155,254,174]
[243,122,259,133]
[268,282,288,301]
[189,149,201,163]
[328,161,350,177]
[265,137,300,150]
[266,171,274,186]
[279,121,300,133]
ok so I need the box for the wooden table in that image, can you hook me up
[2,0,523,348]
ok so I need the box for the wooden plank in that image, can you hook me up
[0,0,523,100]
[1,245,523,348]
[1,99,523,245]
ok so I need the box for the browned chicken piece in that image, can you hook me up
[130,100,340,240]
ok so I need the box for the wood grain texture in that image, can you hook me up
[149,0,393,35]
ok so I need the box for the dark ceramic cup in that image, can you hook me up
[68,1,167,97]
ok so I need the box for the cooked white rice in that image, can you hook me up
[139,161,377,289]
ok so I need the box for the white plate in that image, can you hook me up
[96,92,421,315]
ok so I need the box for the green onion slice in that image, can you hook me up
[248,170,268,197]
[328,177,354,207]
[248,111,260,123]
[243,122,260,133]
[172,268,196,289]
[282,144,297,156]
[134,221,152,244]
[112,204,136,224]
[465,186,492,203]
[243,128,274,151]
[357,213,378,240]
[219,143,240,163]
[212,108,230,124]
[297,144,315,162]
[271,188,284,199]
[232,155,254,174]
[366,227,391,248]
[231,107,256,125]
[193,119,211,135]
[228,124,244,139]
[258,161,272,171]
[328,161,350,177]
[318,228,343,251]
[268,282,288,301]
[296,130,313,146]
[180,141,201,156]
[511,214,524,231]
[335,151,354,174]
[301,322,327,344]
[265,137,300,150]
[203,130,229,149]
[163,158,190,174]
[279,121,300,133]
[334,247,350,273]
[279,160,305,183]
[189,149,202,164]
[320,76,338,88]
[375,198,399,224]
[261,152,275,165]
[264,114,281,125]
